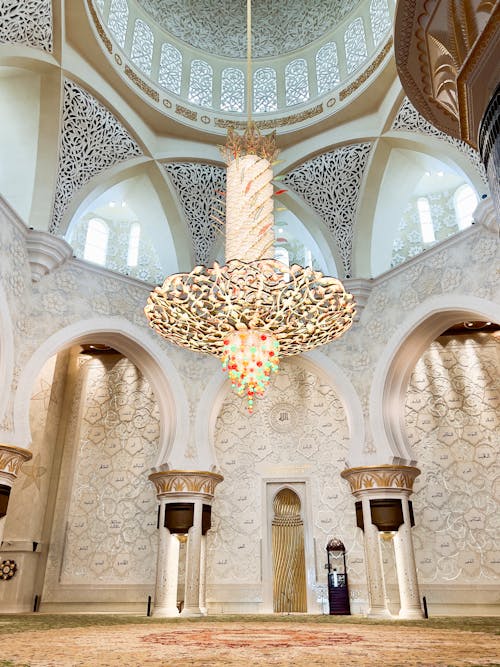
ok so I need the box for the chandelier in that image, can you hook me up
[145,3,356,413]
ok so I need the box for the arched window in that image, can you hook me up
[344,18,368,74]
[275,246,290,267]
[107,0,128,49]
[159,43,182,95]
[130,19,154,76]
[417,197,435,243]
[84,218,109,266]
[253,68,277,113]
[188,60,213,107]
[220,67,245,112]
[316,42,340,95]
[127,222,141,267]
[369,0,392,46]
[285,59,309,106]
[454,184,478,230]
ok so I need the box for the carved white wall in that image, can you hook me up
[207,358,366,611]
[46,354,160,589]
[407,335,499,585]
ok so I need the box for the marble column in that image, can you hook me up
[393,497,424,619]
[199,534,207,615]
[182,499,204,616]
[341,465,422,619]
[0,445,33,545]
[360,496,391,618]
[152,499,180,617]
[149,470,223,618]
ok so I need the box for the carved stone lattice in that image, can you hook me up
[0,0,53,52]
[137,0,361,58]
[283,143,372,276]
[149,470,224,497]
[50,80,143,234]
[392,98,488,184]
[163,162,226,265]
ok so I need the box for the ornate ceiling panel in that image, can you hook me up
[0,0,53,52]
[163,162,226,265]
[135,0,361,58]
[283,143,373,278]
[50,79,143,234]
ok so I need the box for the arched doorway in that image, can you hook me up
[272,488,307,613]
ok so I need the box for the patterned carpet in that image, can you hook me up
[0,617,499,666]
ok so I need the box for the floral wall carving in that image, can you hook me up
[283,143,372,277]
[392,98,488,185]
[50,80,143,235]
[208,360,366,597]
[54,354,160,585]
[163,162,226,265]
[0,0,53,52]
[407,335,499,584]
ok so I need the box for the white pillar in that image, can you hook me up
[199,534,207,615]
[0,515,5,546]
[153,501,180,617]
[361,496,392,618]
[393,498,424,619]
[181,499,203,617]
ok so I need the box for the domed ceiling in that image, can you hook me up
[135,0,362,58]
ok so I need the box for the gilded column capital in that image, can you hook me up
[149,470,224,499]
[0,444,33,485]
[341,464,420,495]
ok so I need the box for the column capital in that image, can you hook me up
[341,464,420,496]
[149,470,224,499]
[0,444,32,486]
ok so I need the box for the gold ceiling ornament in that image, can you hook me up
[145,0,355,412]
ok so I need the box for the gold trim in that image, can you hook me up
[124,66,160,102]
[341,464,420,494]
[175,105,198,121]
[215,104,323,130]
[0,444,33,482]
[149,470,224,497]
[87,0,112,54]
[339,38,393,102]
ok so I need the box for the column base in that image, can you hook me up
[152,607,180,618]
[398,607,424,619]
[180,606,204,617]
[366,606,392,619]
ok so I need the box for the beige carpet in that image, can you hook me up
[1,617,499,667]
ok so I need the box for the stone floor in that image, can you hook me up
[0,616,499,667]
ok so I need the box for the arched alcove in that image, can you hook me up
[13,316,189,467]
[203,352,367,614]
[404,320,499,603]
[370,294,500,465]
